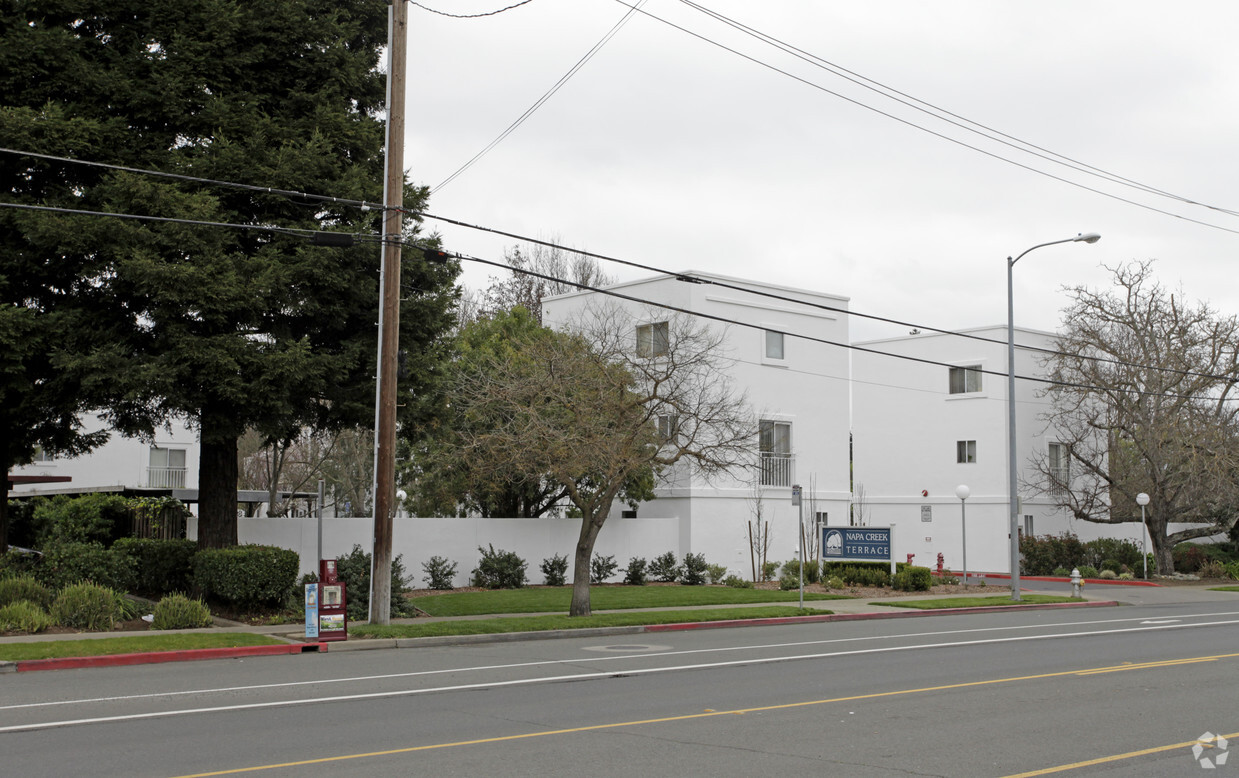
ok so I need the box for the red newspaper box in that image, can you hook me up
[305,559,348,642]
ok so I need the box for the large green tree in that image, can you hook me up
[1035,261,1239,573]
[1,1,458,548]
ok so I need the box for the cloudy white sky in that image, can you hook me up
[403,0,1239,342]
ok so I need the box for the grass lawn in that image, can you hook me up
[354,606,824,639]
[1209,586,1239,592]
[409,586,847,617]
[0,632,285,662]
[870,594,1084,610]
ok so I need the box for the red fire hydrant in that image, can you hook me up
[906,553,915,565]
[936,553,945,573]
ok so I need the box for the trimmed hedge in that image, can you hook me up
[38,541,138,592]
[893,565,933,592]
[192,545,300,608]
[114,538,198,595]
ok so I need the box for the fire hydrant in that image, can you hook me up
[1070,567,1083,598]
[906,553,916,565]
[936,553,945,573]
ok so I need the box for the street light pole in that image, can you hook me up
[1007,233,1100,602]
[1137,492,1150,578]
[955,484,970,586]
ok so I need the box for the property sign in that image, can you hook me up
[822,527,893,563]
[921,505,932,522]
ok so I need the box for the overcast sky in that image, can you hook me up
[403,0,1239,342]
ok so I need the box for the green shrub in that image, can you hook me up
[893,566,932,592]
[0,574,53,609]
[113,538,197,595]
[778,573,799,591]
[32,493,132,547]
[1118,572,1135,580]
[422,556,459,590]
[4,497,41,548]
[1226,561,1239,581]
[1052,566,1070,577]
[539,554,568,587]
[723,575,753,589]
[760,560,779,582]
[649,552,682,583]
[150,593,214,630]
[51,582,125,630]
[335,545,416,622]
[803,559,821,584]
[0,600,52,634]
[1084,538,1143,569]
[939,571,959,585]
[1100,558,1122,574]
[706,563,729,585]
[1197,560,1228,579]
[681,553,708,586]
[39,541,137,592]
[1020,533,1087,576]
[1172,543,1231,573]
[781,558,801,580]
[590,554,618,584]
[623,557,648,586]
[192,545,299,608]
[1098,569,1118,580]
[0,548,41,577]
[471,545,527,589]
[1077,565,1099,579]
[825,575,845,589]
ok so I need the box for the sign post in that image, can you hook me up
[791,484,803,608]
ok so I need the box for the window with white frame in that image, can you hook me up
[949,365,982,394]
[1048,442,1069,486]
[636,321,669,358]
[759,420,793,486]
[956,440,977,463]
[148,446,187,488]
[764,330,784,360]
[658,413,680,442]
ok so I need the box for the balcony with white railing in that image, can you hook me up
[760,452,794,487]
[147,467,187,489]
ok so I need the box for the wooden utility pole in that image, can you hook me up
[370,0,408,625]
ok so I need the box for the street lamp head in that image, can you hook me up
[1074,232,1101,244]
[955,484,971,501]
[1136,492,1150,506]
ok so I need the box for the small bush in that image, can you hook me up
[51,582,124,631]
[705,564,729,585]
[781,558,801,580]
[590,554,618,584]
[1052,567,1070,577]
[335,545,417,622]
[471,545,527,589]
[939,571,959,585]
[113,538,197,595]
[32,493,131,547]
[0,600,52,634]
[423,556,459,590]
[1226,561,1239,581]
[1100,558,1122,574]
[192,545,299,608]
[778,573,799,591]
[825,575,845,589]
[649,551,682,583]
[681,553,708,586]
[760,560,779,582]
[539,554,568,587]
[0,574,53,609]
[803,559,821,584]
[151,593,214,630]
[1098,569,1118,580]
[1197,560,1228,579]
[39,541,137,592]
[723,575,753,589]
[1077,565,1099,579]
[1118,572,1135,580]
[623,557,648,586]
[893,566,933,592]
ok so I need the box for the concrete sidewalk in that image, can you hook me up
[2,581,1162,672]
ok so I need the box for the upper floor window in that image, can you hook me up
[764,330,784,360]
[759,420,793,486]
[658,414,680,442]
[636,321,669,358]
[949,365,982,394]
[148,446,187,488]
[1048,442,1070,485]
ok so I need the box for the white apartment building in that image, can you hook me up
[543,271,853,576]
[850,326,1145,574]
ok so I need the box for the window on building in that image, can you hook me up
[32,446,54,463]
[148,447,187,488]
[759,420,793,486]
[1023,515,1034,537]
[949,365,982,394]
[658,414,680,442]
[1048,442,1069,485]
[764,330,784,360]
[956,440,977,463]
[636,321,669,358]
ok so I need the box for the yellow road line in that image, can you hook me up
[170,651,1239,777]
[1001,731,1238,777]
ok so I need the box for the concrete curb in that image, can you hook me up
[1,600,1118,670]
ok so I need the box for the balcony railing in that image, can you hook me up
[147,467,187,489]
[760,452,794,487]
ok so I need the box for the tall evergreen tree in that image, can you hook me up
[1,1,458,547]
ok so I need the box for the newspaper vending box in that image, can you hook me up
[305,558,348,642]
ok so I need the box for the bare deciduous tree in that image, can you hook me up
[1034,261,1239,573]
[445,303,754,616]
[481,240,615,324]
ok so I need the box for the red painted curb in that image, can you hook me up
[644,600,1118,633]
[16,643,323,672]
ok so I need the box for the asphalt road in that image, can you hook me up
[3,587,1238,777]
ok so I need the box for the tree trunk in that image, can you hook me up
[198,415,239,549]
[569,514,606,617]
[1152,537,1175,576]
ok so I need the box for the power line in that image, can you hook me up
[609,0,1239,238]
[410,0,535,19]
